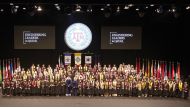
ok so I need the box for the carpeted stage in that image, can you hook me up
[0,95,190,107]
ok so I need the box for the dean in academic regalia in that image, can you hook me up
[65,76,72,96]
[60,78,66,96]
[95,80,100,96]
[163,80,169,97]
[72,77,78,96]
[183,82,189,99]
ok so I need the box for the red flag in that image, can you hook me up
[172,62,175,80]
[177,62,180,80]
[136,57,140,74]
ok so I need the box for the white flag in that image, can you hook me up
[75,53,81,65]
[64,54,71,65]
[85,56,92,64]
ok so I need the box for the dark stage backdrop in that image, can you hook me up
[0,12,190,79]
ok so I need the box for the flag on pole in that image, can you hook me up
[168,62,171,79]
[142,59,145,77]
[145,59,148,77]
[64,53,71,65]
[75,53,81,65]
[8,60,11,80]
[136,57,140,74]
[154,60,157,78]
[10,59,13,80]
[157,61,160,79]
[162,61,165,80]
[2,60,5,80]
[85,56,92,64]
[177,62,180,80]
[164,61,168,80]
[58,55,63,67]
[0,60,2,83]
[13,58,17,71]
[151,60,153,77]
[172,62,175,80]
[17,58,21,72]
[147,59,150,77]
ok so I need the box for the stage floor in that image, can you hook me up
[0,95,190,107]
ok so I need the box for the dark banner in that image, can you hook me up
[101,26,142,49]
[14,26,55,49]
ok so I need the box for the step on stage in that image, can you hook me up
[0,96,190,107]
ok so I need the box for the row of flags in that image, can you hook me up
[136,58,181,80]
[58,53,92,67]
[0,58,20,83]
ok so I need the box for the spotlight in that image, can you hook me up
[101,7,104,11]
[155,6,163,14]
[186,6,190,10]
[55,4,61,11]
[136,8,139,11]
[11,6,18,14]
[172,8,176,12]
[107,4,110,7]
[150,4,154,7]
[23,7,26,10]
[75,4,81,12]
[15,5,19,9]
[0,9,3,12]
[37,6,42,12]
[124,5,129,10]
[116,6,120,12]
[145,6,149,9]
[10,3,14,6]
[87,5,92,12]
[128,4,133,7]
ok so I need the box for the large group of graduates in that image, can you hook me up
[1,63,189,99]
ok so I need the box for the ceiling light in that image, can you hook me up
[0,9,4,12]
[124,5,129,10]
[128,4,133,7]
[87,5,92,12]
[116,6,120,12]
[150,4,154,7]
[15,5,19,9]
[10,3,14,6]
[186,6,190,10]
[37,6,42,12]
[136,8,139,11]
[76,4,81,12]
[23,7,26,10]
[101,8,104,11]
[107,4,110,7]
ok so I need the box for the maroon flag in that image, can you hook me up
[162,61,165,80]
[177,62,180,80]
[136,57,140,74]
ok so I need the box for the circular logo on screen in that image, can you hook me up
[65,23,92,51]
